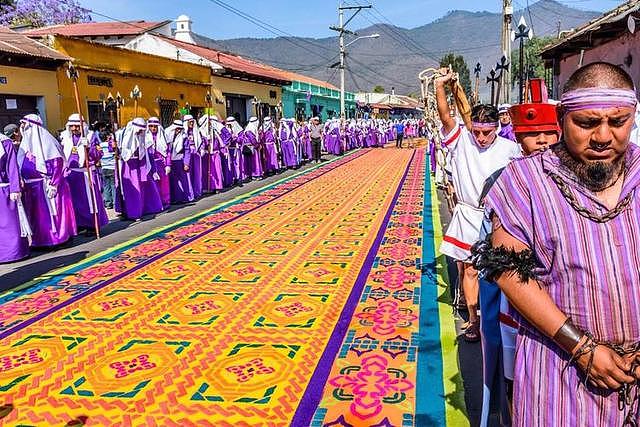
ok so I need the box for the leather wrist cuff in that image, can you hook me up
[553,317,585,354]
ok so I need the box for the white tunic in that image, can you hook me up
[439,125,520,261]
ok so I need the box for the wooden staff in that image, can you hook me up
[112,92,127,218]
[66,63,101,238]
[205,92,213,193]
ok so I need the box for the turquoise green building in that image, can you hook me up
[281,77,356,121]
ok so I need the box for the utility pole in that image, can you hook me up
[501,0,513,103]
[330,2,372,119]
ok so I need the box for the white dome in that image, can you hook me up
[176,14,191,22]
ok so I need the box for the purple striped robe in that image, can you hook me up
[485,145,640,426]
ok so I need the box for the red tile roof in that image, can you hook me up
[24,20,169,37]
[0,26,70,61]
[161,36,291,84]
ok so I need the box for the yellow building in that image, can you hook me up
[0,28,69,130]
[40,35,214,130]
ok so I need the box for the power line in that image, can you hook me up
[205,0,334,61]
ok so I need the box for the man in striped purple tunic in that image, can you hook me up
[483,62,640,425]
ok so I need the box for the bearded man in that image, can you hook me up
[480,62,640,425]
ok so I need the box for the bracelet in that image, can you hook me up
[553,317,585,354]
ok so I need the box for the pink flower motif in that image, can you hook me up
[373,267,417,289]
[159,264,188,275]
[0,291,62,322]
[109,354,156,379]
[308,267,331,278]
[225,358,275,383]
[355,300,417,335]
[380,243,414,260]
[130,239,173,256]
[185,300,220,315]
[76,262,128,282]
[99,298,133,311]
[171,223,209,237]
[232,265,259,276]
[275,302,313,317]
[1,349,44,372]
[328,355,414,420]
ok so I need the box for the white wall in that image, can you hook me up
[124,34,224,72]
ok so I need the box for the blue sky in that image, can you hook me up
[78,0,623,40]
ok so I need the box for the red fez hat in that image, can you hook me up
[509,78,560,134]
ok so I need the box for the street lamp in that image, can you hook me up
[345,33,380,48]
[340,33,380,119]
[512,16,532,103]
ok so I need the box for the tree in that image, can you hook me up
[0,0,91,27]
[372,85,385,93]
[439,53,472,96]
[511,36,556,85]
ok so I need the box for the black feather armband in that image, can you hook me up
[470,237,538,283]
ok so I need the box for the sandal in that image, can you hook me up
[463,320,480,343]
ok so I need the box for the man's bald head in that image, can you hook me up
[563,62,634,93]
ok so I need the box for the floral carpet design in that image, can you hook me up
[0,147,461,426]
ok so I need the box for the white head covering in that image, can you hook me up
[198,114,224,137]
[225,117,243,137]
[146,116,168,157]
[60,113,90,166]
[245,116,259,136]
[119,118,148,162]
[262,116,274,132]
[278,118,296,140]
[164,119,185,158]
[18,114,65,173]
[182,114,203,151]
[0,133,11,160]
[498,103,512,114]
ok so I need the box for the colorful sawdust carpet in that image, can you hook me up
[0,147,462,426]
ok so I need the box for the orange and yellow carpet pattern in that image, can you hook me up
[0,147,462,426]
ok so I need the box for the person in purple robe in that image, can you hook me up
[376,120,387,147]
[497,103,516,142]
[182,115,204,199]
[365,121,376,148]
[199,114,225,192]
[244,117,264,179]
[115,118,163,220]
[60,113,108,234]
[279,118,299,168]
[18,114,76,247]
[300,121,312,161]
[146,117,171,209]
[386,120,396,143]
[261,117,280,174]
[165,120,193,204]
[217,118,234,187]
[225,117,245,186]
[0,133,30,262]
[478,62,640,426]
[327,120,344,155]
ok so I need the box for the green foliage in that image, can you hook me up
[439,53,472,96]
[511,36,556,84]
[372,85,385,93]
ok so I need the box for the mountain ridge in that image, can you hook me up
[197,0,600,96]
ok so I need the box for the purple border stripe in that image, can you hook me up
[0,152,366,341]
[291,150,417,427]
